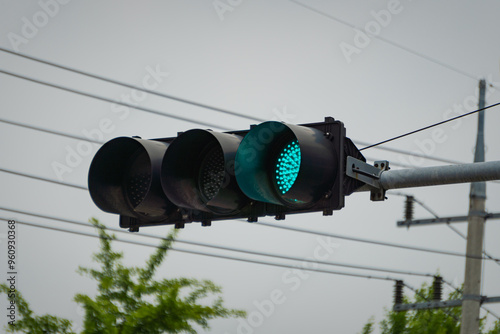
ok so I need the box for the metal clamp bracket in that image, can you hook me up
[346,156,390,201]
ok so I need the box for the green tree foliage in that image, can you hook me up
[360,281,500,334]
[2,218,245,333]
[0,284,75,334]
[360,316,375,334]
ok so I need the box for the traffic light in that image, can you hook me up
[88,117,365,230]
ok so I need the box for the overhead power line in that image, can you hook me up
[1,164,499,263]
[404,282,500,322]
[10,216,499,320]
[289,0,479,81]
[402,282,460,322]
[355,140,464,165]
[0,69,228,131]
[3,215,499,321]
[2,113,478,169]
[254,222,500,262]
[0,46,265,123]
[359,102,500,151]
[390,191,500,267]
[3,113,499,184]
[0,216,399,283]
[0,206,436,279]
[0,117,103,144]
[0,167,87,190]
[3,117,500,186]
[0,48,485,165]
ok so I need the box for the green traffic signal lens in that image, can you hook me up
[275,139,301,194]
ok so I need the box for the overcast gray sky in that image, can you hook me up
[1,1,500,333]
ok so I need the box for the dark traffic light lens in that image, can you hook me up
[199,146,225,202]
[275,139,301,195]
[125,150,151,208]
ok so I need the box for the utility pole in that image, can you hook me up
[461,79,487,334]
[390,80,500,325]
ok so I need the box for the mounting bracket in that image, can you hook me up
[346,156,390,201]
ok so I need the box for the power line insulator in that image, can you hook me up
[405,196,414,221]
[433,276,443,301]
[394,280,404,305]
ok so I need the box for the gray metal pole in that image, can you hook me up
[353,160,500,192]
[379,161,499,190]
[461,79,487,334]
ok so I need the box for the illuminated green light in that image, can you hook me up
[274,139,301,194]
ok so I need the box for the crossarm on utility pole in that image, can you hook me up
[393,296,500,312]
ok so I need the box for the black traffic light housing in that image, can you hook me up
[88,117,364,230]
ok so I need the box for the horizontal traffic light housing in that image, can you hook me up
[88,117,364,230]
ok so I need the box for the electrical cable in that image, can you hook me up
[0,217,399,283]
[482,305,500,321]
[0,63,486,166]
[390,191,500,267]
[3,114,484,170]
[441,275,500,320]
[254,222,500,262]
[4,117,500,188]
[356,140,465,165]
[390,192,500,320]
[0,167,87,190]
[408,280,500,323]
[0,46,266,123]
[289,0,480,81]
[0,48,489,165]
[403,282,460,322]
[4,217,500,321]
[0,206,436,279]
[1,164,498,263]
[2,18,500,322]
[0,117,103,144]
[0,69,229,131]
[359,101,500,151]
[2,150,500,263]
[6,211,500,320]
[411,197,500,263]
[413,198,500,319]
